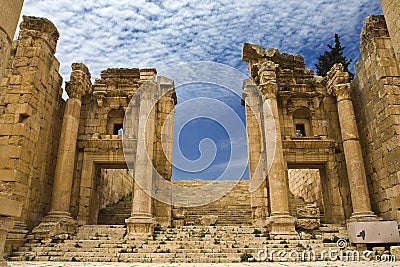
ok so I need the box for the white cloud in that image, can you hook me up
[18,0,382,179]
[20,0,382,90]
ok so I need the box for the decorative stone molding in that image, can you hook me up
[325,63,349,89]
[258,61,279,99]
[93,91,106,107]
[65,63,92,99]
[331,83,352,102]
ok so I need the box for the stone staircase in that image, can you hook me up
[8,224,354,263]
[97,180,254,226]
[174,180,252,226]
[98,195,132,225]
[97,180,313,226]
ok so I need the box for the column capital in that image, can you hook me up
[259,61,279,99]
[65,63,92,99]
[331,83,353,102]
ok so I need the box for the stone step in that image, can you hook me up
[10,224,354,264]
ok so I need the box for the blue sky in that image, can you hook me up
[21,0,382,180]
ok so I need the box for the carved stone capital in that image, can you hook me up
[325,63,350,91]
[259,81,278,99]
[331,83,352,102]
[65,63,92,99]
[259,61,278,83]
[258,61,279,99]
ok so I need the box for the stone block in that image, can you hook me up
[199,215,218,226]
[0,198,22,217]
[296,218,320,231]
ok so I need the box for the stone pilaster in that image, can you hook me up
[326,64,377,222]
[259,62,297,239]
[32,63,92,238]
[0,0,23,81]
[125,79,159,238]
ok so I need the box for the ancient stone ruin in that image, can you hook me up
[0,0,399,264]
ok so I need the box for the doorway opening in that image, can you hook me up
[94,169,132,225]
[288,168,326,223]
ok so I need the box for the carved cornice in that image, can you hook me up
[65,63,92,99]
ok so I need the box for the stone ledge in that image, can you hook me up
[0,198,22,218]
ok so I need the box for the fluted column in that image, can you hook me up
[259,62,297,238]
[326,64,376,222]
[32,63,92,238]
[125,79,158,237]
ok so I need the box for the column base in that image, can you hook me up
[348,211,378,222]
[269,212,299,240]
[125,215,155,239]
[31,211,76,239]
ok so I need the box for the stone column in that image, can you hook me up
[153,76,175,226]
[0,0,24,81]
[32,63,92,238]
[125,79,158,237]
[326,64,377,222]
[243,79,269,226]
[259,62,297,239]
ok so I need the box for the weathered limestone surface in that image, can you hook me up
[326,64,377,222]
[126,76,176,237]
[288,169,323,208]
[353,15,400,220]
[32,63,92,239]
[242,44,348,233]
[243,79,269,226]
[295,204,320,230]
[0,0,24,81]
[0,191,22,264]
[0,1,400,262]
[97,169,132,210]
[199,215,218,226]
[380,0,400,63]
[0,15,64,234]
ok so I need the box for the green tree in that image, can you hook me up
[315,34,353,80]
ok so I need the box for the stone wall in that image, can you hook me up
[353,15,400,220]
[288,169,323,208]
[96,169,132,210]
[0,0,24,81]
[0,16,64,229]
[380,0,400,63]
